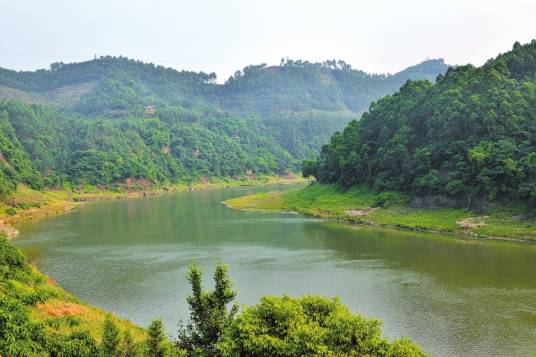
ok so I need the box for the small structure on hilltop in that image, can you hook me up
[144,105,157,115]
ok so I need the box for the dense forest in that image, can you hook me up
[0,100,293,193]
[306,40,536,207]
[0,57,447,193]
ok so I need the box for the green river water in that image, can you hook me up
[15,185,536,356]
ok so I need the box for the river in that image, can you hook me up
[15,185,536,356]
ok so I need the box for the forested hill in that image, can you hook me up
[0,57,447,192]
[0,57,447,160]
[307,40,536,207]
[0,57,446,115]
[216,59,447,159]
[0,57,213,116]
[0,100,293,194]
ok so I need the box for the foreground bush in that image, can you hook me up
[178,263,425,356]
[217,295,425,356]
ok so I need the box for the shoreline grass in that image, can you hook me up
[224,183,536,243]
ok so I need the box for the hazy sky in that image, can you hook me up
[2,0,535,81]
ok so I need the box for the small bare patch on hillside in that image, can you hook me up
[345,207,378,217]
[44,81,98,107]
[456,216,488,229]
[0,81,97,108]
[0,85,45,104]
[37,301,88,317]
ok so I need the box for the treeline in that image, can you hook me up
[305,40,536,206]
[0,237,425,356]
[221,58,447,114]
[0,56,214,94]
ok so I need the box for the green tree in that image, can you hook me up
[120,330,138,357]
[216,295,426,356]
[310,40,536,207]
[102,314,120,356]
[146,319,168,357]
[301,159,317,178]
[177,262,238,355]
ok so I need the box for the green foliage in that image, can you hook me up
[0,236,32,281]
[0,108,43,194]
[0,55,447,186]
[219,58,446,160]
[302,159,317,178]
[121,329,140,357]
[102,314,121,356]
[177,263,238,354]
[0,99,297,188]
[146,319,169,357]
[0,236,101,356]
[311,40,536,206]
[374,191,409,208]
[221,58,446,114]
[172,262,425,357]
[217,295,425,356]
[44,330,99,356]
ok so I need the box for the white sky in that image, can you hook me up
[2,0,535,81]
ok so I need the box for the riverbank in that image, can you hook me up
[224,183,536,243]
[0,175,305,238]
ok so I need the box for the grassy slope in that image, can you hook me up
[28,271,146,343]
[224,183,536,242]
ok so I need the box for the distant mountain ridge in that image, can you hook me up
[217,58,447,114]
[0,57,447,115]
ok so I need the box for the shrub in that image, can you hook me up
[217,295,426,356]
[146,319,169,357]
[0,237,32,281]
[102,315,120,356]
[374,191,408,208]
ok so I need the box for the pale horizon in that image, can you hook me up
[2,0,535,81]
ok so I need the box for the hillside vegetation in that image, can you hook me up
[223,41,536,242]
[0,99,297,191]
[0,56,447,193]
[306,40,536,209]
